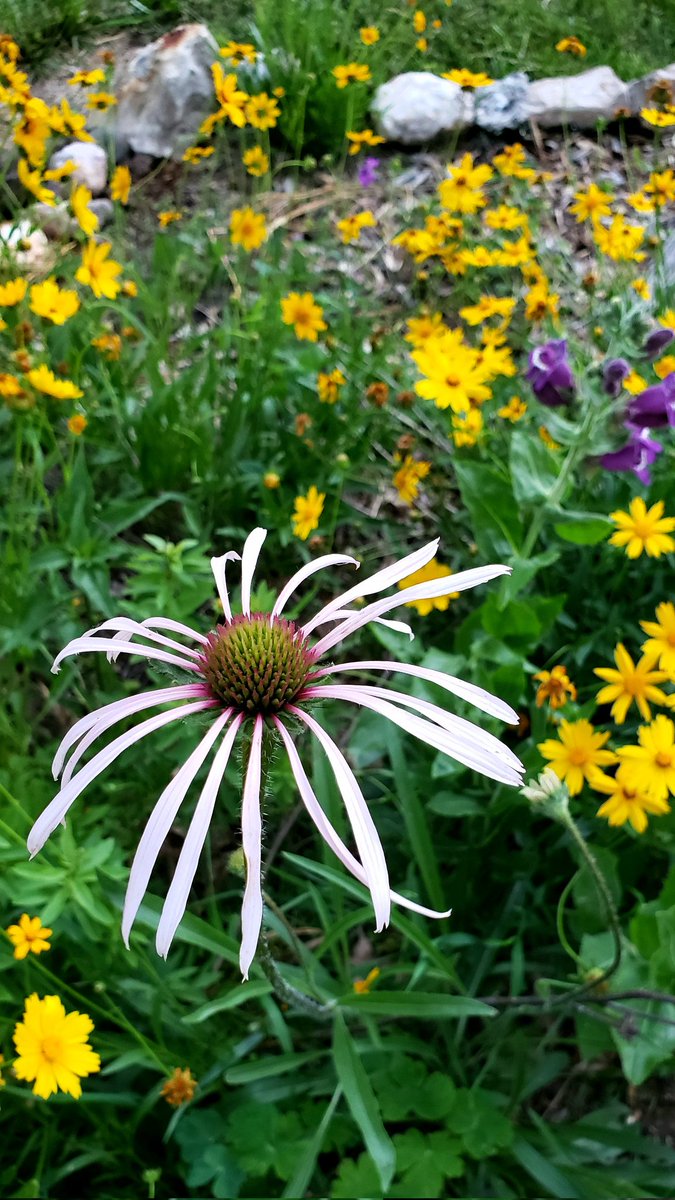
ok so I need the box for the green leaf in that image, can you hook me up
[453,460,522,557]
[509,429,559,505]
[339,992,496,1019]
[554,514,613,545]
[183,980,273,1024]
[226,1051,323,1084]
[282,1087,342,1199]
[511,1136,582,1199]
[333,1013,396,1191]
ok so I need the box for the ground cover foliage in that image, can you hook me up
[2,7,675,1199]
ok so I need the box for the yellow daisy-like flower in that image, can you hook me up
[161,1067,197,1107]
[533,665,577,710]
[0,373,28,401]
[353,967,380,994]
[29,279,80,325]
[0,277,28,306]
[609,498,675,559]
[346,129,385,155]
[438,152,493,214]
[658,310,675,331]
[594,214,645,263]
[6,914,52,959]
[594,766,670,833]
[13,993,101,1100]
[632,277,651,300]
[538,718,616,795]
[332,63,372,88]
[182,144,215,164]
[263,471,280,489]
[360,27,380,45]
[14,96,51,166]
[393,455,431,504]
[76,241,123,300]
[210,64,248,127]
[594,643,668,724]
[484,204,528,231]
[336,210,376,244]
[43,159,77,183]
[397,559,459,616]
[67,413,88,436]
[26,365,83,401]
[641,602,675,677]
[71,183,99,237]
[91,332,122,360]
[452,407,483,447]
[219,41,257,66]
[617,714,675,801]
[86,91,117,112]
[158,210,183,228]
[292,485,325,540]
[404,312,447,345]
[525,283,559,322]
[641,107,675,127]
[623,369,648,395]
[556,36,587,55]
[317,367,346,403]
[68,68,106,87]
[242,146,269,176]
[538,425,561,451]
[229,206,267,252]
[245,92,280,130]
[411,331,492,413]
[281,292,327,342]
[654,355,675,379]
[569,183,613,222]
[442,68,494,87]
[17,158,56,205]
[627,190,655,214]
[498,395,527,421]
[459,295,516,326]
[110,164,131,204]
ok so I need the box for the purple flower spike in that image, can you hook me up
[526,339,576,407]
[626,373,675,428]
[599,422,663,486]
[358,156,380,187]
[602,357,631,397]
[643,327,675,358]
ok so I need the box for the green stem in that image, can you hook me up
[520,403,595,559]
[556,810,622,997]
[258,930,335,1020]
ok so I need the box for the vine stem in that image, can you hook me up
[556,809,623,997]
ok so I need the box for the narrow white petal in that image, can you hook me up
[121,710,232,946]
[239,715,264,978]
[28,700,215,857]
[54,684,207,781]
[240,528,267,617]
[301,538,439,636]
[275,719,450,919]
[313,564,511,657]
[82,617,203,664]
[210,551,241,622]
[156,715,243,957]
[329,610,414,640]
[311,659,518,724]
[308,685,522,786]
[271,554,359,619]
[52,637,201,675]
[290,706,391,930]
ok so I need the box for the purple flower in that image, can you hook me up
[626,373,675,428]
[602,357,631,397]
[599,422,663,486]
[526,339,576,407]
[358,156,380,187]
[643,327,675,358]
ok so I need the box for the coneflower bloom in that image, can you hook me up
[28,531,524,977]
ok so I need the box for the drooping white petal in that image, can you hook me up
[53,684,208,781]
[313,564,511,656]
[121,710,232,946]
[307,685,522,786]
[311,659,518,724]
[301,538,439,637]
[240,528,267,617]
[329,609,414,640]
[289,706,391,930]
[51,637,201,676]
[239,715,264,978]
[275,719,451,919]
[210,551,241,622]
[271,554,359,619]
[28,700,216,857]
[102,617,208,663]
[156,715,244,957]
[82,617,204,664]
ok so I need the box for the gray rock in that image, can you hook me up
[89,198,114,228]
[626,64,675,114]
[114,23,220,158]
[525,66,628,128]
[33,202,73,239]
[49,141,108,195]
[474,72,530,133]
[0,219,54,271]
[372,72,474,145]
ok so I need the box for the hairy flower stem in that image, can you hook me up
[520,401,598,559]
[258,930,335,1020]
[556,809,623,998]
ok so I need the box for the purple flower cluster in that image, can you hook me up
[598,326,675,484]
[526,339,575,407]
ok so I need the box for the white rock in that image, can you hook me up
[626,64,675,113]
[372,72,474,145]
[525,66,628,128]
[0,219,53,271]
[114,23,220,158]
[49,141,108,195]
[474,73,530,133]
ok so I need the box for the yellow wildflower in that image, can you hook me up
[397,559,458,616]
[353,967,380,993]
[556,36,587,55]
[336,210,376,244]
[281,292,327,341]
[71,183,99,236]
[86,92,117,112]
[242,146,269,176]
[533,665,577,709]
[161,1067,197,1107]
[632,278,651,300]
[229,206,267,251]
[0,277,28,306]
[158,210,183,227]
[13,993,101,1100]
[498,395,527,421]
[110,165,131,204]
[452,407,483,447]
[76,241,122,299]
[641,602,675,676]
[346,129,385,154]
[219,41,257,66]
[459,295,516,325]
[360,27,380,45]
[538,718,616,795]
[609,498,675,559]
[245,93,280,130]
[617,715,675,801]
[438,152,493,214]
[317,368,346,403]
[393,455,431,504]
[182,145,215,164]
[332,63,371,88]
[27,365,83,401]
[6,914,52,959]
[594,766,670,833]
[595,644,668,723]
[17,158,56,205]
[569,182,613,223]
[29,279,80,325]
[641,107,675,127]
[443,68,494,87]
[67,414,87,436]
[292,485,325,540]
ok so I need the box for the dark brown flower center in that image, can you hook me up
[200,614,318,715]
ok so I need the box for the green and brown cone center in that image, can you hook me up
[200,614,318,715]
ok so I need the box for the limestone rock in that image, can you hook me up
[525,66,628,128]
[114,23,220,158]
[0,219,53,271]
[474,72,530,133]
[49,141,108,195]
[626,64,675,114]
[372,72,474,145]
[89,198,114,228]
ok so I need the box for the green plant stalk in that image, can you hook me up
[520,400,598,559]
[557,808,623,993]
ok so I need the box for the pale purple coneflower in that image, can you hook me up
[28,530,524,977]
